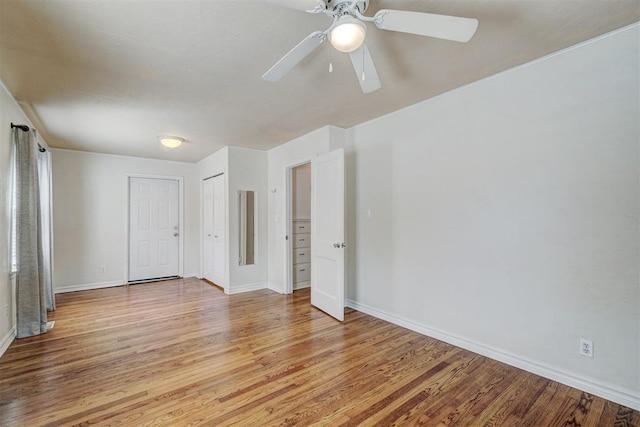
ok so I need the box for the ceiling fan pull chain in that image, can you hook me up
[329,46,334,73]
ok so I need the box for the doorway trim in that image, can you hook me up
[124,173,184,284]
[283,158,313,295]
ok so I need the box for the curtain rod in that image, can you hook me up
[10,122,46,152]
[11,122,29,131]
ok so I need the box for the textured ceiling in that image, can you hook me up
[1,0,638,162]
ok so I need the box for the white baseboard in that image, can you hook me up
[55,280,123,294]
[346,299,640,411]
[226,282,267,295]
[267,282,284,294]
[0,325,16,358]
[294,281,310,290]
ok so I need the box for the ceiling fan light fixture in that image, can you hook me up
[330,16,366,53]
[159,136,184,149]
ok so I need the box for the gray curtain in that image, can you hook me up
[14,128,54,338]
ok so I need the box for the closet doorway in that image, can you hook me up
[289,163,311,291]
[284,149,346,321]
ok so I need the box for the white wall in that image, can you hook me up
[0,82,43,355]
[51,149,200,291]
[266,126,346,292]
[347,24,639,406]
[292,163,310,219]
[197,146,228,179]
[227,147,268,292]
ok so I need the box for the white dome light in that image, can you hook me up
[330,16,366,53]
[159,136,184,148]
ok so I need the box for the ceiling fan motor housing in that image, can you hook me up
[327,0,369,15]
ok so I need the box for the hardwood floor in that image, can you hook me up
[0,278,637,426]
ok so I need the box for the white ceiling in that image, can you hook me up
[1,1,638,163]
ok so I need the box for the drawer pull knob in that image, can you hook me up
[300,269,306,272]
[299,253,305,256]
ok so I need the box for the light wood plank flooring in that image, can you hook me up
[0,278,637,426]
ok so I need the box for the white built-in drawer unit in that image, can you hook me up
[293,263,311,283]
[292,233,310,249]
[294,248,310,264]
[292,219,311,288]
[293,221,310,233]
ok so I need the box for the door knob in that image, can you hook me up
[174,232,179,237]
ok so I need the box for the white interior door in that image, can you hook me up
[311,148,345,321]
[129,177,180,282]
[203,174,225,286]
[212,174,226,283]
[203,177,215,281]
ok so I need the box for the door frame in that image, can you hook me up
[124,173,184,283]
[283,158,314,295]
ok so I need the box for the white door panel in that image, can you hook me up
[203,178,215,281]
[213,175,225,282]
[129,177,180,281]
[311,149,345,321]
[203,174,225,286]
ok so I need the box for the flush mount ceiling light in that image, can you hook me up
[330,16,366,53]
[159,136,184,148]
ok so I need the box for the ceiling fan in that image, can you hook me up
[262,0,479,94]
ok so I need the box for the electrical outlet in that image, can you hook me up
[100,265,106,273]
[580,338,593,358]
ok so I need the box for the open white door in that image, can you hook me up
[311,148,345,321]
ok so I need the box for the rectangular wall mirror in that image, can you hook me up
[238,190,256,266]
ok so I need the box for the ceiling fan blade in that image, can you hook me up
[262,31,325,82]
[349,43,381,94]
[262,0,325,13]
[373,10,478,42]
